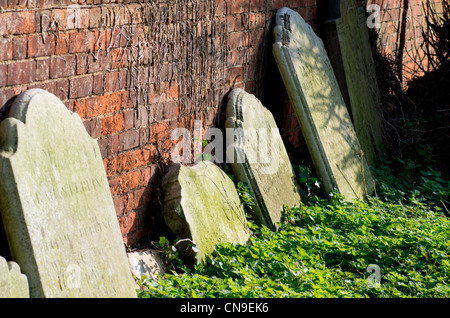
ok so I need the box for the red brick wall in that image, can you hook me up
[0,0,434,246]
[367,0,444,85]
[0,0,321,246]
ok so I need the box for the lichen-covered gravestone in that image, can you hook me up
[0,89,136,298]
[162,161,250,264]
[0,256,29,298]
[273,7,374,201]
[324,0,384,167]
[225,88,301,230]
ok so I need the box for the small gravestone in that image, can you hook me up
[0,89,136,298]
[162,161,250,264]
[225,88,301,230]
[272,7,374,201]
[324,0,384,167]
[127,249,164,282]
[0,256,29,298]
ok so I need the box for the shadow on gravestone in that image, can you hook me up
[0,89,136,298]
[323,0,385,168]
[225,88,301,230]
[273,7,375,201]
[162,161,250,266]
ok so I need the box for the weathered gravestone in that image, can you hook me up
[272,7,374,201]
[0,89,136,298]
[324,0,384,167]
[0,256,29,298]
[162,161,250,264]
[127,249,164,282]
[225,88,301,230]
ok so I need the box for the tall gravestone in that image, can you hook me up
[0,89,136,298]
[273,7,374,201]
[163,161,250,264]
[0,256,29,298]
[324,0,384,167]
[225,88,301,230]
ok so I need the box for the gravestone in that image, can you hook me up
[272,7,374,201]
[127,249,165,282]
[0,256,29,298]
[324,0,384,167]
[225,88,301,230]
[162,161,250,264]
[0,89,136,298]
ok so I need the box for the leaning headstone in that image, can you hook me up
[272,7,374,201]
[0,89,136,298]
[162,161,250,264]
[324,0,384,167]
[0,256,29,298]
[225,88,301,230]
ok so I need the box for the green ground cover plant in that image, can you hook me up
[137,160,450,298]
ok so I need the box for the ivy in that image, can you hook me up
[138,161,450,298]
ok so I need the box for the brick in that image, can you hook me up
[104,70,118,92]
[93,92,123,116]
[167,81,178,100]
[139,128,150,146]
[69,75,93,99]
[50,55,76,79]
[28,81,57,96]
[0,12,6,36]
[28,34,56,58]
[123,109,135,130]
[7,60,35,85]
[121,170,141,192]
[55,34,70,55]
[250,0,265,12]
[124,193,134,213]
[150,122,170,143]
[119,130,140,151]
[73,99,86,119]
[76,54,88,75]
[133,186,152,209]
[0,38,12,61]
[101,113,124,135]
[229,32,243,49]
[163,100,180,119]
[0,65,7,86]
[136,106,149,127]
[69,31,96,54]
[35,58,50,82]
[83,117,102,139]
[226,66,244,85]
[89,7,102,28]
[55,79,69,101]
[7,11,36,35]
[11,37,27,60]
[0,88,16,111]
[122,152,136,172]
[87,50,111,73]
[108,175,121,197]
[113,195,125,217]
[91,73,103,95]
[118,212,138,237]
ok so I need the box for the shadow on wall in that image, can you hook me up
[0,218,12,261]
[0,96,16,262]
[259,13,307,161]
